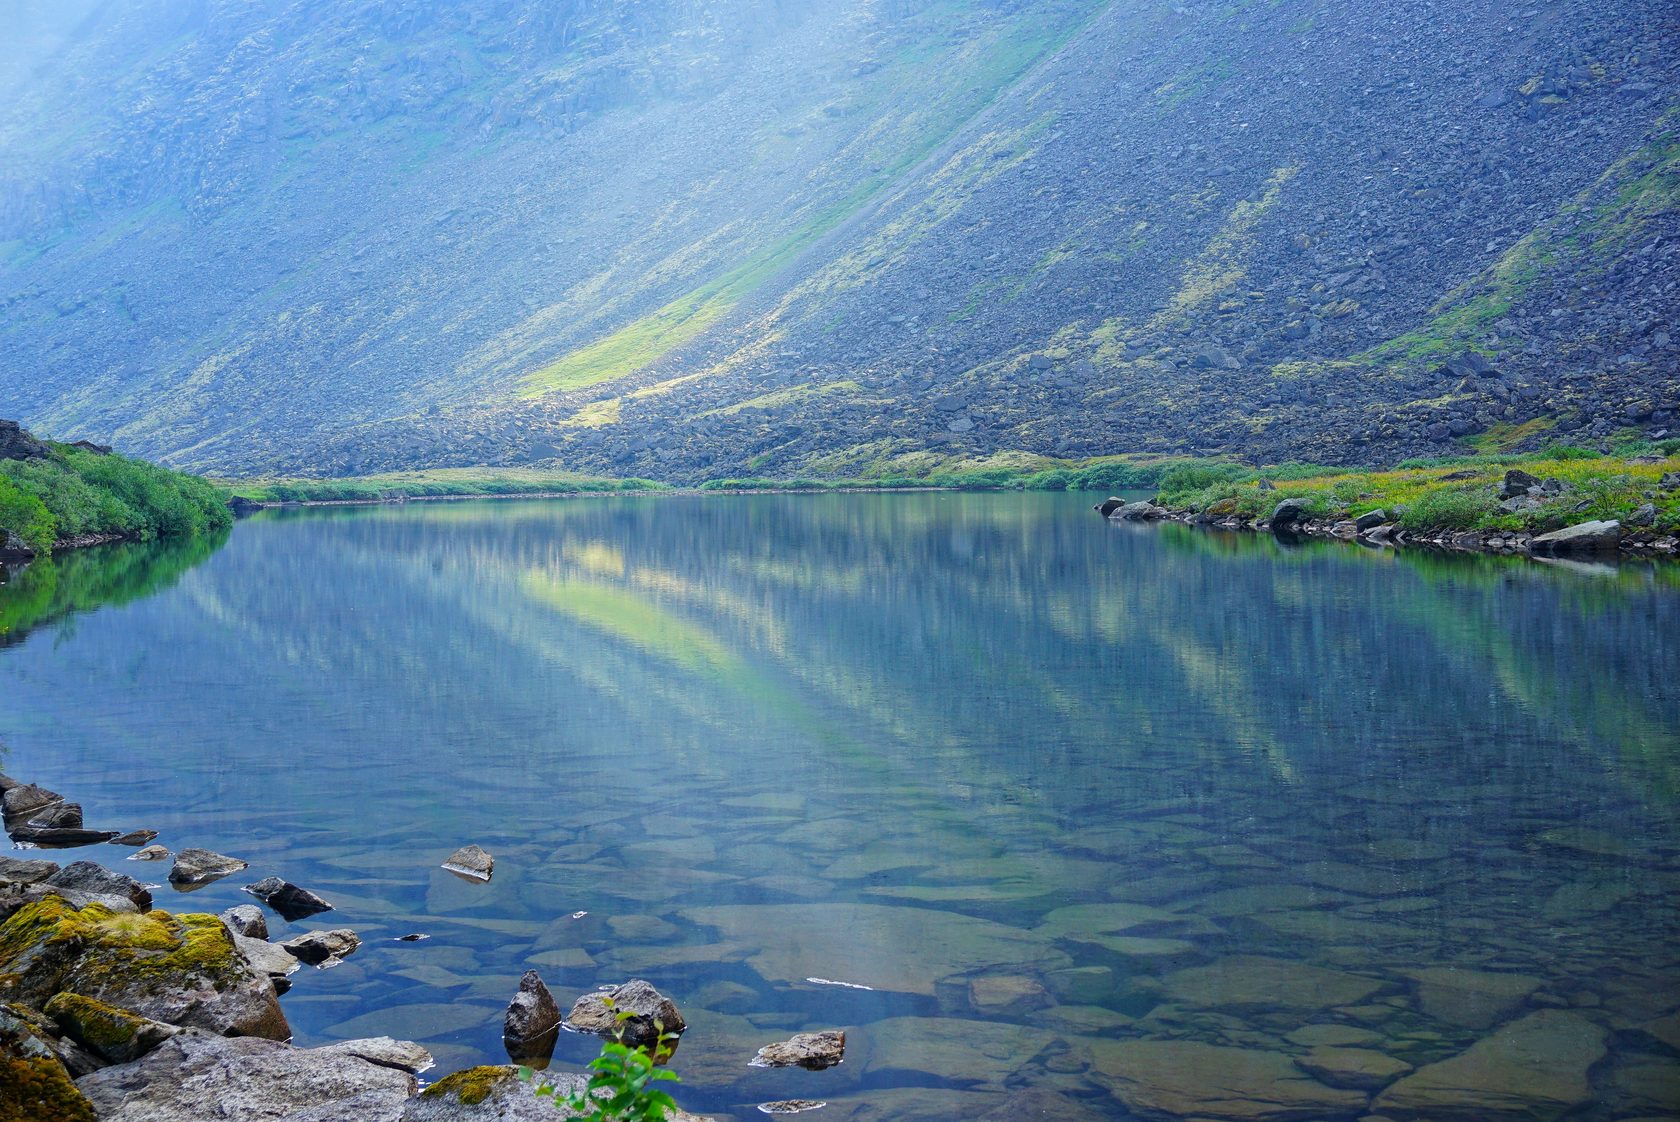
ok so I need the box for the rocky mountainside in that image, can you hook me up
[1,0,1675,480]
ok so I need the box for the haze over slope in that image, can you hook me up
[1,0,1675,480]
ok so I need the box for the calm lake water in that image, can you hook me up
[2,493,1678,1120]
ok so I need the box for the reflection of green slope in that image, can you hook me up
[522,571,744,678]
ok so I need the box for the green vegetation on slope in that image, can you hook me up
[224,466,666,503]
[0,443,230,551]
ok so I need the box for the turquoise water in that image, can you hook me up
[2,493,1677,1120]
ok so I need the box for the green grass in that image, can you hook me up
[224,466,666,503]
[0,443,231,550]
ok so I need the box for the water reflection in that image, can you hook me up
[0,495,1676,1120]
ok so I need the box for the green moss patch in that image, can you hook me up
[422,1065,518,1106]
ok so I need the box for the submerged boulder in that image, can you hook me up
[565,980,685,1055]
[1090,1038,1368,1121]
[0,897,289,1040]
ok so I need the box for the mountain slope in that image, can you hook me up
[1,0,1675,479]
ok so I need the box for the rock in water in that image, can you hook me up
[0,897,289,1039]
[758,1101,828,1115]
[280,929,361,966]
[168,847,248,888]
[25,802,83,829]
[442,844,494,881]
[1094,497,1126,517]
[749,1030,846,1070]
[1270,497,1310,528]
[109,830,159,847]
[219,904,269,940]
[43,861,153,911]
[1090,1039,1368,1121]
[566,979,686,1055]
[129,845,170,862]
[76,1030,422,1122]
[2,783,63,823]
[245,875,333,921]
[503,970,560,1064]
[1374,1010,1607,1121]
[403,1066,715,1122]
[1530,520,1621,553]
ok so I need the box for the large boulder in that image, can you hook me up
[0,897,289,1040]
[749,1030,846,1070]
[43,862,153,912]
[44,992,178,1065]
[565,980,685,1055]
[0,855,59,887]
[75,1030,425,1122]
[1269,497,1311,529]
[1530,520,1621,553]
[1373,1010,1607,1121]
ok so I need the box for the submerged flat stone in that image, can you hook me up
[1160,955,1384,1012]
[1089,1038,1368,1121]
[1401,966,1542,1029]
[1374,1010,1607,1122]
[680,903,1068,998]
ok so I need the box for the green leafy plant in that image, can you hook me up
[522,1001,680,1121]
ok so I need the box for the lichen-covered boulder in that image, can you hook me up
[0,1005,97,1122]
[0,897,288,1040]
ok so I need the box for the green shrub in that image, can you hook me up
[0,478,57,553]
[1156,461,1248,496]
[1396,487,1499,530]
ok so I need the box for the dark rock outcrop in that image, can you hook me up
[0,420,49,462]
[245,876,333,921]
[502,970,560,1065]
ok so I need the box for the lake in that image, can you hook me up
[2,493,1677,1120]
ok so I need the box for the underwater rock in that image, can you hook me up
[1401,966,1542,1029]
[1374,1010,1607,1121]
[1159,955,1384,1012]
[442,845,494,881]
[1089,1038,1368,1121]
[167,848,248,888]
[566,979,685,1054]
[749,1030,845,1070]
[246,876,334,921]
[1294,1045,1412,1090]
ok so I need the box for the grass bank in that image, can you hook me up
[0,443,231,554]
[223,466,666,504]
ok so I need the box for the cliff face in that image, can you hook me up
[1,0,1675,479]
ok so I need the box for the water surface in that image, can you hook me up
[2,494,1677,1120]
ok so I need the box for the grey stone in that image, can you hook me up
[442,845,493,881]
[168,847,248,887]
[1270,497,1310,527]
[503,970,560,1058]
[221,904,270,939]
[566,979,686,1053]
[0,854,59,885]
[280,928,360,966]
[1530,520,1621,553]
[44,861,153,911]
[247,877,334,921]
[110,830,159,847]
[1355,510,1388,531]
[129,845,170,862]
[76,1030,418,1122]
[2,784,62,822]
[749,1030,846,1070]
[1090,1038,1368,1120]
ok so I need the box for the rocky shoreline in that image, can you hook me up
[1097,469,1680,561]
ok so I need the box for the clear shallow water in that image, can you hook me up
[1,493,1678,1120]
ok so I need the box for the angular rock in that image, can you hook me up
[0,897,289,1040]
[749,1030,846,1070]
[233,932,303,988]
[280,928,360,966]
[1295,1045,1412,1090]
[0,854,59,885]
[26,802,83,829]
[246,876,334,921]
[1354,510,1388,531]
[2,783,63,823]
[442,845,494,881]
[167,848,248,888]
[566,979,686,1054]
[1402,966,1542,1029]
[1094,497,1126,517]
[1270,497,1310,528]
[1109,501,1161,521]
[1500,468,1542,498]
[76,1029,418,1122]
[7,825,121,846]
[1530,520,1620,553]
[502,970,560,1063]
[110,830,159,847]
[44,862,153,911]
[1374,1010,1607,1121]
[128,845,170,862]
[1089,1039,1368,1121]
[0,419,50,462]
[220,904,269,940]
[0,1008,96,1121]
[44,992,179,1065]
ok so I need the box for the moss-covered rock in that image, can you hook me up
[0,897,287,1040]
[0,1007,95,1122]
[43,992,176,1065]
